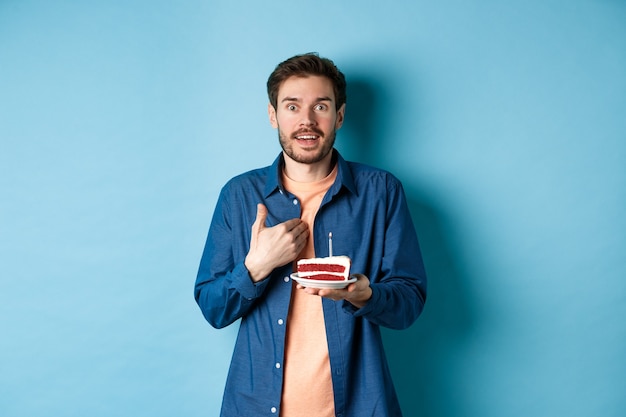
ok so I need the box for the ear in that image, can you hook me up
[268,103,278,128]
[335,103,346,130]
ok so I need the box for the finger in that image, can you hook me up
[252,203,268,231]
[290,221,310,238]
[282,218,305,232]
[303,287,321,295]
[318,288,343,299]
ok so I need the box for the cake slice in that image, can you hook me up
[296,255,351,281]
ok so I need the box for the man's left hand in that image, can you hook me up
[297,273,372,309]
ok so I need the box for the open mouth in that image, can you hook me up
[293,130,323,145]
[295,134,319,140]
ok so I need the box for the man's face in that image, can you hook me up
[269,75,345,165]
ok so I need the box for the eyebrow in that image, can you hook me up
[281,96,333,103]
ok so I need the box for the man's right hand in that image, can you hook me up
[244,203,308,282]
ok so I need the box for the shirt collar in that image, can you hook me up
[263,150,357,198]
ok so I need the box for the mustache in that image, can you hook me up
[291,128,324,138]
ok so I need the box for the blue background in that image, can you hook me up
[1,1,624,416]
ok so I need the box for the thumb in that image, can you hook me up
[253,203,268,231]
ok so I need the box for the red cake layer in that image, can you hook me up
[297,264,347,273]
[301,273,345,281]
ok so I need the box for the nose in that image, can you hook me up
[299,108,317,126]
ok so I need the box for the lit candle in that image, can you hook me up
[328,232,333,257]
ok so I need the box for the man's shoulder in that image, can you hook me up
[222,154,281,191]
[216,165,274,207]
[224,166,271,188]
[226,165,271,185]
[344,160,402,186]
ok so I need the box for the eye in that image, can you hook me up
[314,103,328,111]
[287,104,298,111]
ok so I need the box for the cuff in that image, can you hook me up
[230,262,271,300]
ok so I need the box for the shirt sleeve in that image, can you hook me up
[194,186,271,329]
[342,178,427,330]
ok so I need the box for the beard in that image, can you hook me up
[277,126,337,165]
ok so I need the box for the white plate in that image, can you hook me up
[290,273,357,289]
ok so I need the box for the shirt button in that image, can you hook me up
[284,276,290,282]
[275,362,281,369]
[277,319,284,325]
[292,199,298,205]
[271,407,277,413]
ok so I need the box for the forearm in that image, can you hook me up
[346,275,426,329]
[195,262,268,329]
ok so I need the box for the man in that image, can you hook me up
[195,53,427,417]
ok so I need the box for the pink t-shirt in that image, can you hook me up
[280,165,338,417]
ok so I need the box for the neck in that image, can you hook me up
[282,151,335,182]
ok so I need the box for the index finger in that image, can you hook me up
[316,288,348,299]
[281,218,305,231]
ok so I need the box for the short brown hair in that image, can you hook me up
[267,53,347,111]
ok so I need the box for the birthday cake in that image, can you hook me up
[296,255,351,281]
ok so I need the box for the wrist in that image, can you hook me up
[350,287,372,309]
[244,256,269,282]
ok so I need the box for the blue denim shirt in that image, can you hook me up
[195,151,427,417]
